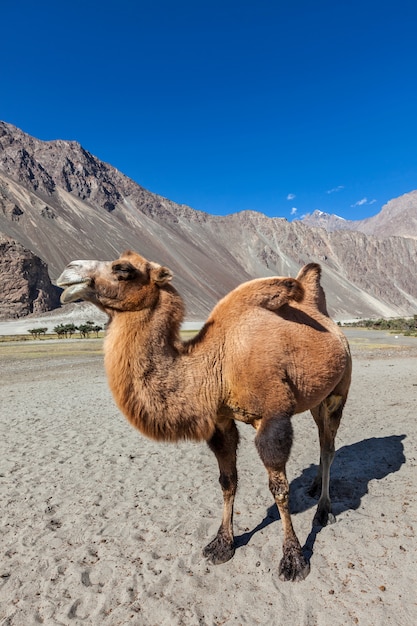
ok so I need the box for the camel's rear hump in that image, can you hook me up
[296,263,329,316]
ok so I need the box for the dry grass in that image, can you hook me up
[1,328,414,364]
[0,330,199,361]
[0,339,104,360]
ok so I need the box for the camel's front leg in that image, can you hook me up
[255,415,310,581]
[203,421,239,564]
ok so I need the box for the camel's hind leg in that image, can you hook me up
[309,394,345,527]
[203,420,239,564]
[255,415,310,582]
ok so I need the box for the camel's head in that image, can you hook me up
[57,250,173,313]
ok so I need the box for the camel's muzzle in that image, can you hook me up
[57,261,98,303]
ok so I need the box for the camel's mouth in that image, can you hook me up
[58,280,90,304]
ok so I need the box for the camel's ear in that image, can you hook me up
[150,262,173,285]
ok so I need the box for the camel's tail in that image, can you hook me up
[296,263,329,315]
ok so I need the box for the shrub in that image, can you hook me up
[28,327,48,339]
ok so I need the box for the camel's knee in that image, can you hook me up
[255,416,293,470]
[268,470,290,502]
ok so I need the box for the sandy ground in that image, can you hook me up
[1,330,416,625]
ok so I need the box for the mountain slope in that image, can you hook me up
[1,121,417,320]
[353,191,417,239]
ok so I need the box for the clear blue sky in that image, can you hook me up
[1,0,417,221]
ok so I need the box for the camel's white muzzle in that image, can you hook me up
[56,260,104,303]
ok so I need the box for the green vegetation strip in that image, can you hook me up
[344,316,417,336]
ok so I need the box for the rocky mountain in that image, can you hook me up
[300,211,356,232]
[1,120,417,321]
[0,235,60,319]
[301,190,417,239]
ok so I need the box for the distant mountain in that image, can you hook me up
[300,190,417,239]
[300,211,351,232]
[1,120,417,320]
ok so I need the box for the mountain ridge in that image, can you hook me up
[1,121,416,321]
[300,189,417,239]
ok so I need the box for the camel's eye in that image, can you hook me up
[112,262,137,281]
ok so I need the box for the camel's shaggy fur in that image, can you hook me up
[57,250,351,581]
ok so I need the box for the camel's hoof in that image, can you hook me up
[203,535,235,565]
[313,508,336,528]
[278,548,310,582]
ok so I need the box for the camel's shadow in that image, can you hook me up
[234,434,406,552]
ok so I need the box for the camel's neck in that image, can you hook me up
[103,287,218,443]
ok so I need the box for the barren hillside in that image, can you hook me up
[1,121,417,320]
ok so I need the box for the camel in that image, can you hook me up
[57,250,351,582]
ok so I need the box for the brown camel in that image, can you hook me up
[57,250,351,581]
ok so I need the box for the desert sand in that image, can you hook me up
[1,329,416,625]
